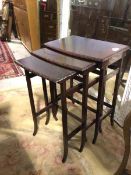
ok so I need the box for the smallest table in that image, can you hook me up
[16,55,95,162]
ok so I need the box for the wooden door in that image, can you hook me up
[13,0,27,10]
[14,7,32,51]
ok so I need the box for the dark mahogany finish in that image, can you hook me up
[16,35,129,164]
[44,35,129,145]
[32,48,96,72]
[16,55,97,163]
[16,56,76,83]
[44,35,129,63]
[32,48,97,155]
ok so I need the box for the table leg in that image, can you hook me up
[93,68,107,144]
[42,78,50,125]
[25,70,38,136]
[111,59,123,126]
[50,81,58,121]
[79,73,89,152]
[60,81,68,163]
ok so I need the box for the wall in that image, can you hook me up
[60,0,70,38]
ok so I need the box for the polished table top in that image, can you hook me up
[33,48,96,72]
[44,35,129,63]
[16,56,76,83]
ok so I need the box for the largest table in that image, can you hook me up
[44,35,129,143]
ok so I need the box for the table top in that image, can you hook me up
[15,56,76,83]
[32,48,96,72]
[44,35,129,63]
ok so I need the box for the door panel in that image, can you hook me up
[13,0,27,10]
[14,7,32,51]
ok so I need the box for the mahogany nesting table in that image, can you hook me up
[16,53,96,162]
[43,35,129,143]
[16,36,130,165]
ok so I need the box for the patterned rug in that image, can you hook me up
[0,41,23,80]
[0,83,131,175]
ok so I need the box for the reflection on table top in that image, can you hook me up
[44,35,129,63]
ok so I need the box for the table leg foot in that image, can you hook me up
[99,122,103,133]
[53,110,58,120]
[79,142,85,152]
[111,118,114,126]
[33,119,38,136]
[92,125,99,144]
[62,148,68,163]
[45,111,51,125]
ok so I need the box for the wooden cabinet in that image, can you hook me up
[13,0,40,51]
[107,26,131,46]
[40,1,57,46]
[69,5,108,39]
